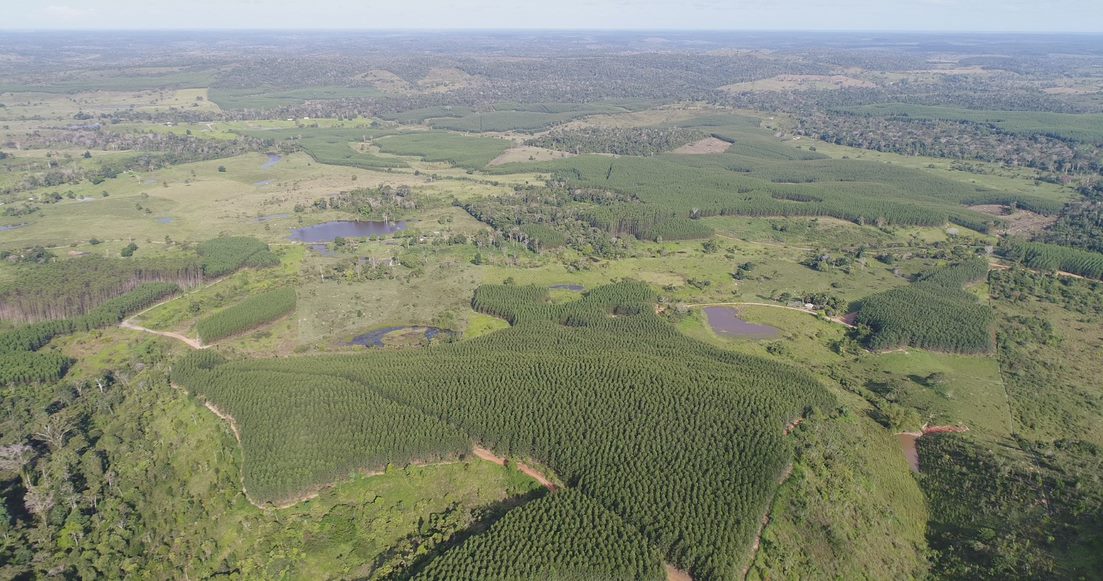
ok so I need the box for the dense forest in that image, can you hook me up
[0,237,278,323]
[526,127,706,156]
[172,282,832,578]
[417,489,665,580]
[0,282,179,384]
[998,238,1103,280]
[461,185,711,254]
[196,287,296,343]
[852,259,995,353]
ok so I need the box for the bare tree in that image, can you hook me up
[0,443,34,474]
[33,415,72,451]
[24,485,55,524]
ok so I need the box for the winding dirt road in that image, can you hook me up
[472,446,558,491]
[120,319,207,349]
[117,276,231,349]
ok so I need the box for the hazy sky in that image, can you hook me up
[3,0,1102,32]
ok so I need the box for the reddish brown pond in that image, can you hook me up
[899,433,920,472]
[704,306,779,339]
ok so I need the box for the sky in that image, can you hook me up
[2,0,1102,33]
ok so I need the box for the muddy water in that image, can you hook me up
[349,326,448,348]
[549,284,585,292]
[899,433,920,472]
[289,220,407,243]
[703,306,779,339]
[261,153,282,169]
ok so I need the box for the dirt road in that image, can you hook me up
[120,319,207,349]
[117,276,231,349]
[472,446,558,491]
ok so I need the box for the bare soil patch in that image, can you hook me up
[970,204,1057,236]
[472,446,558,491]
[488,145,574,166]
[671,136,732,155]
[665,563,693,581]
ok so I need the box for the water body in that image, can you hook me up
[289,220,407,243]
[899,433,921,472]
[0,223,27,232]
[703,306,779,339]
[549,284,585,292]
[261,153,282,169]
[254,180,272,186]
[157,217,174,224]
[308,243,335,256]
[256,213,289,223]
[349,326,449,348]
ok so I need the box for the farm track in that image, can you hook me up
[120,319,207,349]
[471,446,558,492]
[117,275,232,349]
[987,259,1087,280]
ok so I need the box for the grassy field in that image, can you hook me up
[208,86,382,110]
[749,394,929,580]
[995,295,1103,446]
[374,132,512,169]
[0,87,221,120]
[0,150,512,251]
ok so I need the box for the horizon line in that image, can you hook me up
[2,27,1103,35]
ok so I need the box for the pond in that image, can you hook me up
[899,433,921,472]
[703,306,779,339]
[307,243,335,256]
[0,223,27,232]
[256,213,289,223]
[261,153,282,169]
[549,284,585,292]
[289,220,407,243]
[349,326,450,348]
[157,217,174,224]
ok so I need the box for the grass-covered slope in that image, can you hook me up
[919,434,1103,579]
[172,281,832,579]
[853,259,995,353]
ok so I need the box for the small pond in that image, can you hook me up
[307,243,335,256]
[899,433,921,472]
[349,326,450,348]
[289,220,407,243]
[157,217,174,224]
[703,306,779,339]
[549,284,585,292]
[261,153,282,169]
[256,213,289,223]
[255,180,272,186]
[0,223,27,232]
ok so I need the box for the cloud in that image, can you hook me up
[40,5,97,20]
